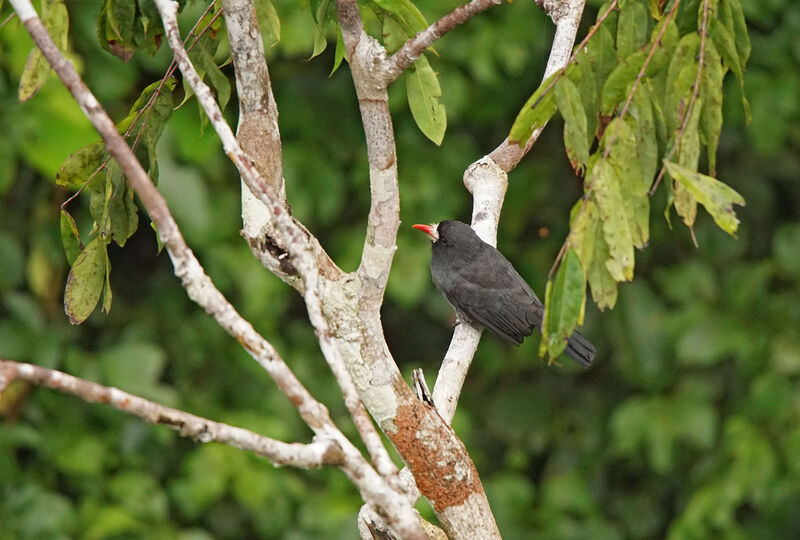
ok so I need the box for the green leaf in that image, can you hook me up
[722,0,750,65]
[372,0,429,37]
[509,70,560,144]
[120,78,176,183]
[64,236,108,325]
[381,11,407,54]
[134,0,165,56]
[405,54,446,145]
[189,36,230,111]
[605,117,649,248]
[664,32,700,134]
[107,163,139,247]
[255,0,280,48]
[592,157,635,282]
[542,248,586,360]
[102,240,112,313]
[710,17,750,122]
[587,23,618,85]
[309,0,335,59]
[648,17,680,75]
[663,160,745,235]
[59,209,82,265]
[571,200,620,311]
[19,0,69,102]
[555,77,589,172]
[600,50,646,114]
[590,119,648,282]
[648,0,663,18]
[55,141,106,188]
[616,1,650,59]
[631,82,657,187]
[569,51,599,140]
[700,41,724,176]
[330,29,347,76]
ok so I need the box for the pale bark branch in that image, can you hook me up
[432,0,587,424]
[0,360,342,469]
[150,0,420,535]
[10,0,418,534]
[387,0,502,81]
[219,0,398,482]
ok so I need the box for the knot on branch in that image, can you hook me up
[538,0,573,23]
[352,34,393,97]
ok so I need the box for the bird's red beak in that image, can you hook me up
[413,223,438,241]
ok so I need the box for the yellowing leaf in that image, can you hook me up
[19,0,69,102]
[663,161,745,235]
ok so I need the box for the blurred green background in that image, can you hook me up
[2,0,800,538]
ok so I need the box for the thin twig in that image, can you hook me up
[0,359,344,468]
[387,0,502,81]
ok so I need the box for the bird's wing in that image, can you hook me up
[445,250,544,344]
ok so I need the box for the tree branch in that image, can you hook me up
[432,0,587,424]
[0,360,342,469]
[387,0,502,81]
[10,1,419,535]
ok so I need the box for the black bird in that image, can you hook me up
[413,220,595,367]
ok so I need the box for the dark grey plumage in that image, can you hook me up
[419,220,595,367]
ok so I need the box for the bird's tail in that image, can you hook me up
[565,330,596,368]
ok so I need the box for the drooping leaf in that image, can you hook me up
[555,77,589,173]
[55,141,106,189]
[569,51,599,140]
[721,0,750,65]
[255,0,280,48]
[700,41,724,176]
[541,248,586,361]
[673,98,703,230]
[616,0,650,60]
[134,0,165,56]
[600,50,647,115]
[189,35,230,111]
[309,0,335,59]
[631,82,658,188]
[330,29,347,76]
[102,245,112,313]
[587,23,618,85]
[590,119,648,282]
[509,70,560,144]
[107,162,139,247]
[606,117,649,247]
[664,33,700,134]
[663,161,745,235]
[59,209,83,265]
[19,0,69,101]
[710,17,750,122]
[64,236,108,325]
[405,54,446,145]
[592,157,635,282]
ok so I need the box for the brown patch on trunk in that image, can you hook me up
[389,379,484,512]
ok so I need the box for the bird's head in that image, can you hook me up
[413,221,483,249]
